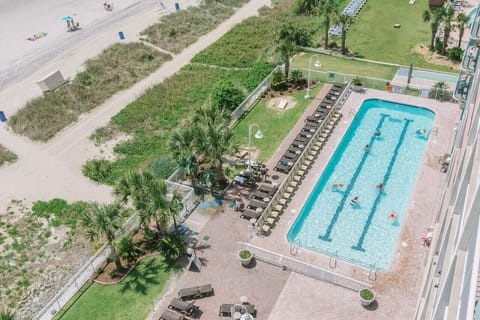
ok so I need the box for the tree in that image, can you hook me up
[158,232,188,261]
[441,7,455,55]
[317,0,339,49]
[292,0,320,15]
[336,14,353,55]
[117,236,144,262]
[456,13,469,48]
[81,202,125,271]
[177,155,199,190]
[277,24,312,79]
[167,126,196,163]
[423,8,443,51]
[114,171,169,233]
[277,39,297,79]
[167,191,184,232]
[211,80,245,112]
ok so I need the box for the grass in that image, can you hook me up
[233,84,323,163]
[343,0,456,72]
[8,43,171,141]
[86,63,271,184]
[57,255,177,320]
[141,0,248,54]
[291,52,399,80]
[0,145,17,166]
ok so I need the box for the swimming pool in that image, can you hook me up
[397,68,458,85]
[287,99,435,271]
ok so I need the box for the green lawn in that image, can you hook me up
[291,53,399,80]
[343,0,456,72]
[233,84,323,163]
[58,256,175,320]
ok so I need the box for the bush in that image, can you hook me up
[239,249,252,259]
[31,199,88,228]
[270,70,285,90]
[360,289,374,300]
[158,232,188,261]
[117,236,144,262]
[448,47,464,62]
[83,159,113,183]
[428,81,453,102]
[211,80,245,111]
[149,156,176,179]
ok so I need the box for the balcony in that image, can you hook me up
[471,6,480,39]
[461,40,479,73]
[453,71,474,101]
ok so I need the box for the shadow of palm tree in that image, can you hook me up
[120,258,161,295]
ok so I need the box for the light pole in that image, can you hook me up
[247,123,263,172]
[304,54,322,99]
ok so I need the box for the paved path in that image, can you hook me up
[0,0,271,210]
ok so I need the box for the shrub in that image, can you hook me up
[428,81,453,102]
[211,80,245,111]
[117,236,144,262]
[149,156,176,179]
[360,289,374,300]
[270,70,285,90]
[0,145,18,167]
[448,47,463,61]
[239,249,252,259]
[82,159,113,183]
[158,232,188,260]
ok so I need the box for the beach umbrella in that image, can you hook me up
[62,16,73,21]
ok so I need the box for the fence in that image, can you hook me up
[291,66,454,102]
[238,242,371,291]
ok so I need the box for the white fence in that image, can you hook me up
[238,242,371,291]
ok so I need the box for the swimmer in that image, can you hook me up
[376,183,384,191]
[332,183,345,190]
[374,129,381,136]
[350,196,359,205]
[364,144,371,151]
[420,128,427,135]
[389,211,397,221]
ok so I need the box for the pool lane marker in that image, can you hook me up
[319,113,389,242]
[351,118,413,252]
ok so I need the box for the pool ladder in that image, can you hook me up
[290,245,298,256]
[329,251,337,269]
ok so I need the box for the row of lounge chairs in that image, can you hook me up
[260,84,346,235]
[329,0,367,36]
[159,284,214,320]
[241,183,277,220]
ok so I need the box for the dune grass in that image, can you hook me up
[57,255,177,320]
[8,43,171,141]
[0,144,17,166]
[291,53,399,80]
[141,0,249,54]
[233,84,323,163]
[343,0,456,72]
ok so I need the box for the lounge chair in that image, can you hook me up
[274,163,292,173]
[253,189,271,199]
[241,208,261,219]
[258,183,276,194]
[178,284,214,301]
[168,298,198,316]
[160,309,185,320]
[247,198,268,209]
[219,304,257,317]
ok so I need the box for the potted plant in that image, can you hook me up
[238,249,253,267]
[352,76,363,92]
[359,288,375,307]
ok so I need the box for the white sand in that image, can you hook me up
[0,0,271,211]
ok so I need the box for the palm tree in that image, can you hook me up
[114,171,169,233]
[81,202,125,272]
[167,126,196,162]
[336,14,353,55]
[292,0,320,15]
[0,310,16,320]
[317,0,339,49]
[167,191,184,232]
[441,7,455,55]
[277,39,297,79]
[177,155,199,190]
[423,8,443,51]
[456,13,469,48]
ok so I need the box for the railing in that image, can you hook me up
[231,65,281,123]
[238,242,371,291]
[454,71,474,102]
[471,5,480,39]
[461,40,479,73]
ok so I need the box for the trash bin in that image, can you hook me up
[118,31,125,40]
[0,111,7,122]
[175,2,180,10]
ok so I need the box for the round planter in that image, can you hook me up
[359,289,375,307]
[238,250,253,267]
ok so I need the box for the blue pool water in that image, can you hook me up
[397,68,458,85]
[287,99,435,271]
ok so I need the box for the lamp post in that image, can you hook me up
[304,54,322,99]
[247,123,263,172]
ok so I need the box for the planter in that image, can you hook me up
[359,288,375,307]
[353,85,363,93]
[238,249,253,267]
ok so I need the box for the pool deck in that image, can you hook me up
[254,88,461,319]
[150,87,460,320]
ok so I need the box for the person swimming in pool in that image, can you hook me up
[332,183,345,190]
[350,196,359,206]
[364,144,371,151]
[374,129,381,136]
